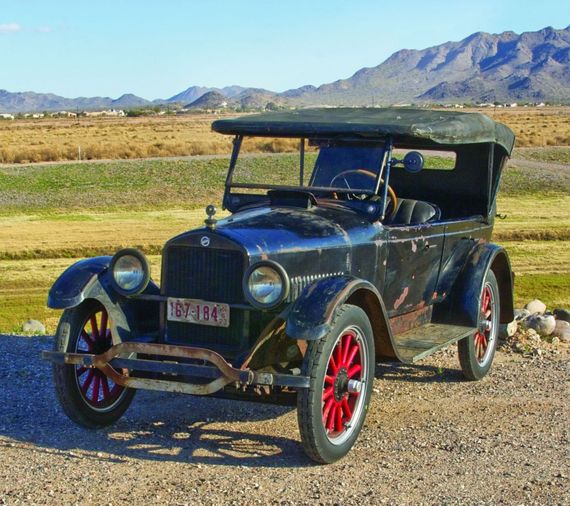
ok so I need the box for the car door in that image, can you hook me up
[382,222,445,317]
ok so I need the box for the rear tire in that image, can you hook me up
[52,300,135,428]
[297,304,375,464]
[458,270,500,381]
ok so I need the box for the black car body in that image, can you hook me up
[44,108,515,463]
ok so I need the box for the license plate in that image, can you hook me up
[167,298,230,328]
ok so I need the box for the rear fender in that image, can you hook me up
[285,276,398,360]
[434,243,514,326]
[48,257,160,343]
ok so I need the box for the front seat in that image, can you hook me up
[387,198,440,225]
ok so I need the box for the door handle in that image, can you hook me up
[424,243,437,250]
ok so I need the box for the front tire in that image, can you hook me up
[52,300,135,428]
[458,269,500,381]
[297,304,375,464]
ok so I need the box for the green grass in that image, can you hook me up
[0,153,458,215]
[0,152,568,333]
[513,274,570,310]
[513,147,570,165]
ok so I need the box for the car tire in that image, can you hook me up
[297,304,375,464]
[52,299,135,428]
[458,269,500,381]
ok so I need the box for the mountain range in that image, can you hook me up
[1,25,568,113]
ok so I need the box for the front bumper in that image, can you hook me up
[42,342,309,396]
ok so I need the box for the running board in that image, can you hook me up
[393,323,475,363]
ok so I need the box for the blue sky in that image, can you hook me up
[1,0,568,99]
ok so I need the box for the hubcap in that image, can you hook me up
[321,327,368,445]
[74,308,127,412]
[474,284,497,366]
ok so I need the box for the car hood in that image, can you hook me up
[213,205,374,260]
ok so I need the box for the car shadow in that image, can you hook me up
[375,361,465,383]
[1,334,463,469]
[0,335,310,468]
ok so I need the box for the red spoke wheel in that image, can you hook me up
[298,304,375,464]
[459,270,500,381]
[52,300,135,428]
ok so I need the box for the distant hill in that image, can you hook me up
[0,90,150,113]
[1,25,568,113]
[185,91,229,109]
[288,25,570,105]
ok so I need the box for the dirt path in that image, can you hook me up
[0,335,568,505]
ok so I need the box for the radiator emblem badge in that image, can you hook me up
[200,236,210,247]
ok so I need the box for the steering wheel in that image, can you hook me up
[330,169,398,216]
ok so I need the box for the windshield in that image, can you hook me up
[229,137,387,195]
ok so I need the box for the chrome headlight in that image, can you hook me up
[110,248,150,296]
[243,261,289,309]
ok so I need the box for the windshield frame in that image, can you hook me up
[224,135,392,207]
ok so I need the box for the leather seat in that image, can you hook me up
[387,198,440,225]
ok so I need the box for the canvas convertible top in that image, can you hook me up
[212,108,515,155]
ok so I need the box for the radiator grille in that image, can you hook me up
[164,245,247,355]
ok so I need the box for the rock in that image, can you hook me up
[526,314,556,337]
[552,320,570,342]
[525,328,541,343]
[553,308,570,322]
[514,309,531,321]
[22,319,46,334]
[551,336,560,346]
[525,299,546,315]
[499,320,518,339]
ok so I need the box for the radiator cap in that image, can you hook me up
[205,204,217,229]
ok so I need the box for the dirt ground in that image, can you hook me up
[0,335,568,506]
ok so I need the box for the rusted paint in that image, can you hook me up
[393,287,409,310]
[389,305,433,335]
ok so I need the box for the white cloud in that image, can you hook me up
[0,23,21,33]
[36,26,53,33]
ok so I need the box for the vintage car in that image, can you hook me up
[43,108,515,463]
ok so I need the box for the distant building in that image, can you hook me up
[83,109,125,117]
[50,111,78,118]
[0,113,15,120]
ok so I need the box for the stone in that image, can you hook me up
[526,314,556,337]
[526,328,541,342]
[514,309,531,321]
[524,299,546,315]
[552,320,570,342]
[22,319,46,334]
[551,336,560,346]
[553,308,570,323]
[499,320,518,339]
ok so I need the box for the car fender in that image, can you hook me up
[48,257,160,344]
[435,242,514,327]
[285,275,399,360]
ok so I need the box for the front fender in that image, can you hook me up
[48,256,160,342]
[285,276,383,341]
[435,243,514,326]
[48,256,112,309]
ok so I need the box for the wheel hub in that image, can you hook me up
[333,368,349,401]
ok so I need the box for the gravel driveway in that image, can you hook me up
[0,335,568,505]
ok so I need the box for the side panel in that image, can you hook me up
[383,223,445,316]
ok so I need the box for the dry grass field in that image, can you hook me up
[0,114,299,164]
[0,106,568,165]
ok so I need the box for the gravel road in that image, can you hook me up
[0,335,568,505]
